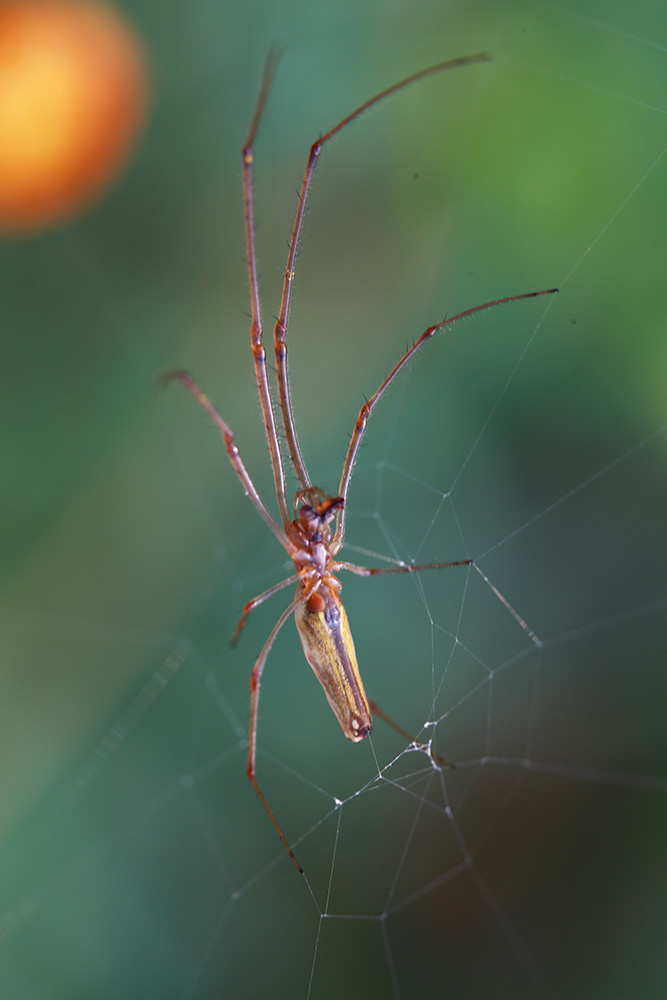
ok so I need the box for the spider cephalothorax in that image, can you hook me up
[291,489,343,545]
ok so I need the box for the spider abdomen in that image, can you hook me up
[294,584,372,743]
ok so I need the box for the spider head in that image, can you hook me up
[295,489,344,541]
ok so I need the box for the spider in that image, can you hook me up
[164,52,557,872]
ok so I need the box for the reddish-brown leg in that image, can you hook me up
[368,699,454,769]
[271,54,491,495]
[231,575,299,647]
[337,559,470,768]
[336,556,542,759]
[332,288,558,551]
[161,370,290,547]
[336,558,471,578]
[242,51,291,526]
[247,595,307,872]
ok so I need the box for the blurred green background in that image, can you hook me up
[1,0,666,998]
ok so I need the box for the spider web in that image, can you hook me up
[1,2,666,999]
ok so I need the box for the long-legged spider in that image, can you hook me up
[164,52,557,871]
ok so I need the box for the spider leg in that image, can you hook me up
[367,699,454,769]
[161,370,291,549]
[231,574,299,647]
[272,54,491,495]
[338,556,542,644]
[243,51,291,526]
[337,559,467,768]
[248,594,307,873]
[332,287,558,552]
[335,558,471,577]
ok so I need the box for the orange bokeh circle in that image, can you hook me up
[0,0,149,233]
